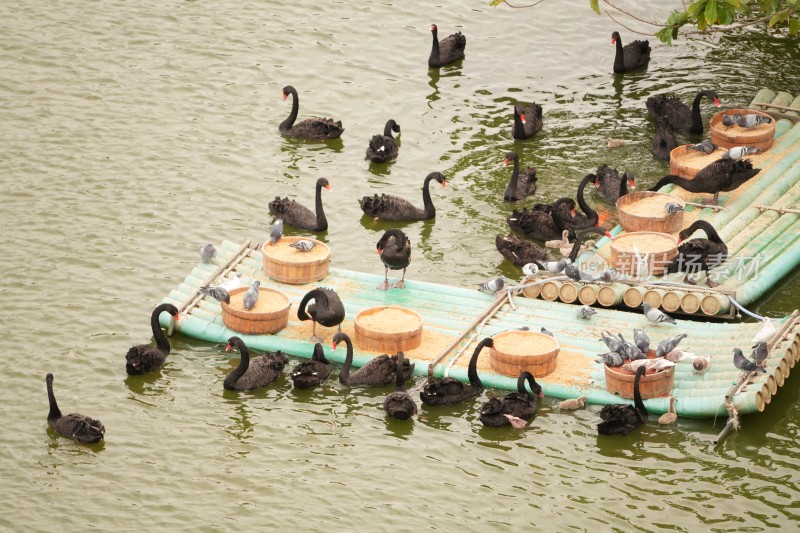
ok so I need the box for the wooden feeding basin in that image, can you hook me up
[354,306,423,353]
[604,362,674,400]
[610,232,678,277]
[710,108,775,151]
[221,286,291,334]
[616,191,684,234]
[489,330,559,378]
[262,236,330,285]
[669,144,727,179]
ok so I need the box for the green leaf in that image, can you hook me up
[590,0,601,15]
[769,11,789,27]
[717,7,734,24]
[790,16,800,35]
[489,0,505,6]
[656,27,674,45]
[688,1,708,19]
[705,0,718,24]
[666,11,690,26]
[697,15,708,30]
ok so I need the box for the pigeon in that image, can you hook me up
[618,333,646,361]
[199,285,231,304]
[642,302,676,325]
[564,262,602,283]
[721,113,742,128]
[600,331,625,353]
[722,146,760,160]
[686,140,718,154]
[542,258,568,275]
[623,358,674,373]
[243,280,260,311]
[633,328,650,355]
[577,304,596,319]
[733,347,766,373]
[290,239,317,252]
[665,202,685,214]
[478,276,505,293]
[269,219,283,245]
[656,333,688,357]
[522,263,539,277]
[736,114,772,128]
[200,243,217,264]
[597,351,624,367]
[220,273,243,292]
[751,341,768,366]
[753,318,777,343]
[540,327,554,337]
[664,350,695,363]
[692,354,711,374]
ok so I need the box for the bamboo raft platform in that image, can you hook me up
[524,95,800,320]
[161,239,800,420]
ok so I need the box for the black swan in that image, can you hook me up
[126,303,180,375]
[512,103,543,141]
[420,337,492,406]
[495,233,552,268]
[649,158,761,205]
[651,116,678,160]
[45,373,105,444]
[611,31,651,73]
[358,171,446,221]
[223,336,288,391]
[479,371,543,428]
[290,343,333,389]
[297,287,345,343]
[667,220,728,281]
[376,228,411,290]
[366,119,401,163]
[593,164,635,203]
[646,90,721,134]
[268,177,331,231]
[333,331,414,387]
[597,365,648,436]
[383,352,418,420]
[428,24,466,68]
[570,173,604,229]
[279,85,343,140]
[506,197,577,242]
[503,151,537,201]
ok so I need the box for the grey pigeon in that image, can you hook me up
[665,202,684,214]
[656,333,687,357]
[633,328,650,354]
[290,239,316,252]
[540,327,554,337]
[522,263,539,277]
[542,258,568,275]
[577,304,596,319]
[733,347,766,373]
[270,219,283,245]
[200,243,217,264]
[751,341,768,366]
[721,113,741,127]
[597,351,624,367]
[642,302,676,325]
[243,280,260,311]
[600,330,625,353]
[686,140,717,154]
[478,276,505,293]
[722,146,760,160]
[736,114,772,128]
[199,285,231,304]
[618,333,646,361]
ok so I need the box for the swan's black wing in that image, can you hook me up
[54,413,105,444]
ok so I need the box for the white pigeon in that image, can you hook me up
[753,318,777,343]
[642,302,676,325]
[522,263,539,277]
[220,273,243,292]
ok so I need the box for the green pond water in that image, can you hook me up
[2,1,799,530]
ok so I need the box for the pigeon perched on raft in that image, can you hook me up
[733,347,766,373]
[642,302,676,325]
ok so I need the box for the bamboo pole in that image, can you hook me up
[754,204,800,215]
[730,226,800,305]
[754,101,800,114]
[597,285,624,306]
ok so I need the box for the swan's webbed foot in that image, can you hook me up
[377,281,390,291]
[682,273,698,285]
[392,280,405,289]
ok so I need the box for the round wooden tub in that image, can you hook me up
[616,191,684,234]
[262,236,330,284]
[221,286,290,334]
[610,232,678,277]
[604,364,674,400]
[354,306,423,352]
[490,330,559,378]
[710,108,775,151]
[669,144,727,180]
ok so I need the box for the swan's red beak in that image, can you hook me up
[570,208,577,217]
[538,392,544,398]
[594,181,600,189]
[281,91,287,101]
[629,179,636,189]
[520,113,526,124]
[604,231,612,238]
[430,24,436,32]
[225,342,232,352]
[677,238,682,244]
[714,98,721,107]
[441,180,447,189]
[325,184,331,191]
[332,341,339,351]
[598,211,610,225]
[611,37,616,45]
[504,158,510,166]
[377,248,383,255]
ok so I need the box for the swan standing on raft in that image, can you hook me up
[223,336,288,391]
[479,371,543,428]
[297,287,345,343]
[333,332,414,387]
[45,373,105,444]
[383,352,418,420]
[376,229,411,290]
[125,303,180,375]
[268,177,331,232]
[667,220,728,285]
[420,337,492,406]
[649,158,761,205]
[279,85,343,140]
[428,24,466,68]
[358,172,447,222]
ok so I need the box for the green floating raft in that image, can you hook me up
[161,239,800,420]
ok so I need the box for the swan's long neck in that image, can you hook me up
[395,352,406,391]
[338,337,354,384]
[227,340,251,385]
[297,289,320,321]
[315,181,328,231]
[650,175,687,192]
[517,372,533,398]
[690,91,705,134]
[152,304,172,354]
[576,174,598,225]
[46,380,61,421]
[383,121,395,138]
[467,340,487,387]
[618,175,629,197]
[513,108,525,133]
[613,37,625,72]
[633,366,647,418]
[509,156,520,190]
[280,88,299,131]
[689,221,723,243]
[429,30,440,67]
[421,175,437,218]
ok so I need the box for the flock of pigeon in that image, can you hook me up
[45,26,778,444]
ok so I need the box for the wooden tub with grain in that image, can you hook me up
[221,286,291,334]
[490,330,559,378]
[262,236,330,284]
[354,306,423,352]
[610,232,679,277]
[616,191,684,234]
[604,363,674,400]
[669,144,727,179]
[710,108,775,151]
